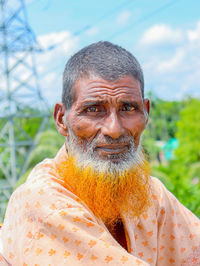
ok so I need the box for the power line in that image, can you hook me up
[108,0,181,40]
[34,0,139,77]
[73,0,136,36]
[41,0,136,51]
[38,0,181,78]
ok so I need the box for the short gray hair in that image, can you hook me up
[62,41,144,109]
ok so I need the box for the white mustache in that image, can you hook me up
[65,125,144,176]
[88,135,135,150]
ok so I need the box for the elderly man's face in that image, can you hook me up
[54,75,151,222]
[63,75,150,163]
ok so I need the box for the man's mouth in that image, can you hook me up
[95,144,129,155]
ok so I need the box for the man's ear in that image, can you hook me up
[53,103,68,136]
[143,98,150,126]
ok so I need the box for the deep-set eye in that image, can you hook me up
[86,106,100,113]
[121,105,135,112]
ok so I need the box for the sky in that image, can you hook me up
[24,0,200,106]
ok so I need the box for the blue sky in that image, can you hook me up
[26,0,200,105]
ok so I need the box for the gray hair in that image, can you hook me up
[62,41,144,110]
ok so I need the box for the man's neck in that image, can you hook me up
[106,219,128,251]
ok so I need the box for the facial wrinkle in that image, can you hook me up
[83,92,142,104]
[86,87,139,96]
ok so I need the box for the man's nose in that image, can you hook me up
[101,111,125,139]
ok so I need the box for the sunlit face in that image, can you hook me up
[64,75,150,166]
[54,75,151,223]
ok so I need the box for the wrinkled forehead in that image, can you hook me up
[72,74,143,103]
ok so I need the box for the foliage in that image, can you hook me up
[153,162,200,217]
[152,98,200,217]
[175,98,200,164]
[0,107,64,186]
[27,129,64,168]
[146,92,185,141]
[14,128,64,190]
[143,93,185,162]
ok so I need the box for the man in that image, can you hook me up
[1,41,200,266]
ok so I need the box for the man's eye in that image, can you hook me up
[86,106,99,113]
[121,105,135,112]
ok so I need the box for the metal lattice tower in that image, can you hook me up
[0,0,49,218]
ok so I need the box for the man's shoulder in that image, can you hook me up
[150,176,176,201]
[10,158,58,202]
[5,156,91,222]
[149,176,200,222]
[150,176,184,209]
[24,144,67,184]
[27,157,57,181]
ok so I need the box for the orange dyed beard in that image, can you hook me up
[57,154,151,226]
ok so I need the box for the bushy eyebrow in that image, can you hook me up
[80,100,141,109]
[120,100,140,108]
[81,100,107,108]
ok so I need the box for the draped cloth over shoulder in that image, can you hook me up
[1,145,200,265]
[0,228,10,266]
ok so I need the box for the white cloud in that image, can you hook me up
[187,21,200,42]
[36,31,78,105]
[156,50,184,73]
[137,21,200,100]
[116,11,131,26]
[40,72,61,103]
[86,27,98,36]
[38,31,76,51]
[140,24,184,46]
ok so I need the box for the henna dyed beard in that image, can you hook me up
[57,127,152,226]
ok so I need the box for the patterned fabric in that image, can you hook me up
[1,145,200,266]
[0,254,10,266]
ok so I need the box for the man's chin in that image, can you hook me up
[98,155,124,164]
[108,158,122,164]
[95,151,131,164]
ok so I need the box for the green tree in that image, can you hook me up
[14,128,64,189]
[175,98,200,164]
[143,94,185,162]
[153,98,200,217]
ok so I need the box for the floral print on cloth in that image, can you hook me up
[1,145,200,266]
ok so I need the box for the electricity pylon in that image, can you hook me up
[0,0,49,219]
